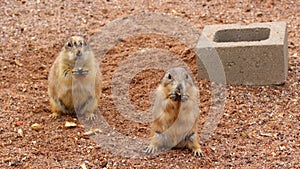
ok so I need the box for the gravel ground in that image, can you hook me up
[0,0,299,168]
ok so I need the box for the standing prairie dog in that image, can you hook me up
[48,36,102,120]
[145,67,203,156]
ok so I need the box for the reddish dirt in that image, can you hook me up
[1,0,299,168]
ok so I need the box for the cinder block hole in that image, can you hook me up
[213,28,270,42]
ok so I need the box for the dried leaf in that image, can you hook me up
[17,128,23,137]
[65,121,77,128]
[240,132,248,138]
[260,131,272,137]
[14,60,23,67]
[83,128,102,137]
[171,9,178,15]
[290,98,298,102]
[256,12,263,17]
[80,163,87,169]
[31,123,42,131]
[291,53,298,58]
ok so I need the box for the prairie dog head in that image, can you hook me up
[62,36,91,63]
[160,67,196,102]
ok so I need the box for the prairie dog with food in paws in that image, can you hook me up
[145,67,203,156]
[48,36,102,120]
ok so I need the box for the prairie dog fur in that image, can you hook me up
[48,36,102,120]
[145,67,203,156]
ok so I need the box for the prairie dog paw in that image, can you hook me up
[181,94,189,102]
[49,112,61,120]
[193,148,204,157]
[86,113,96,121]
[144,145,158,155]
[169,93,177,101]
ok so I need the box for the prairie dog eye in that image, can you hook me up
[185,74,189,79]
[167,74,172,80]
[67,42,72,48]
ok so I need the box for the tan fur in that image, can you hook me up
[48,36,102,120]
[145,67,203,156]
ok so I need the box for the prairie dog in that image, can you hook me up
[145,67,203,156]
[48,36,102,120]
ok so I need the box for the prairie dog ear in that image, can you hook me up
[83,38,88,46]
[80,35,89,45]
[81,34,88,40]
[78,36,88,47]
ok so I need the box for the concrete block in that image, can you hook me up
[196,22,288,85]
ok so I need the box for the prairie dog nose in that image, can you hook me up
[177,84,183,91]
[176,84,183,95]
[76,50,82,56]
